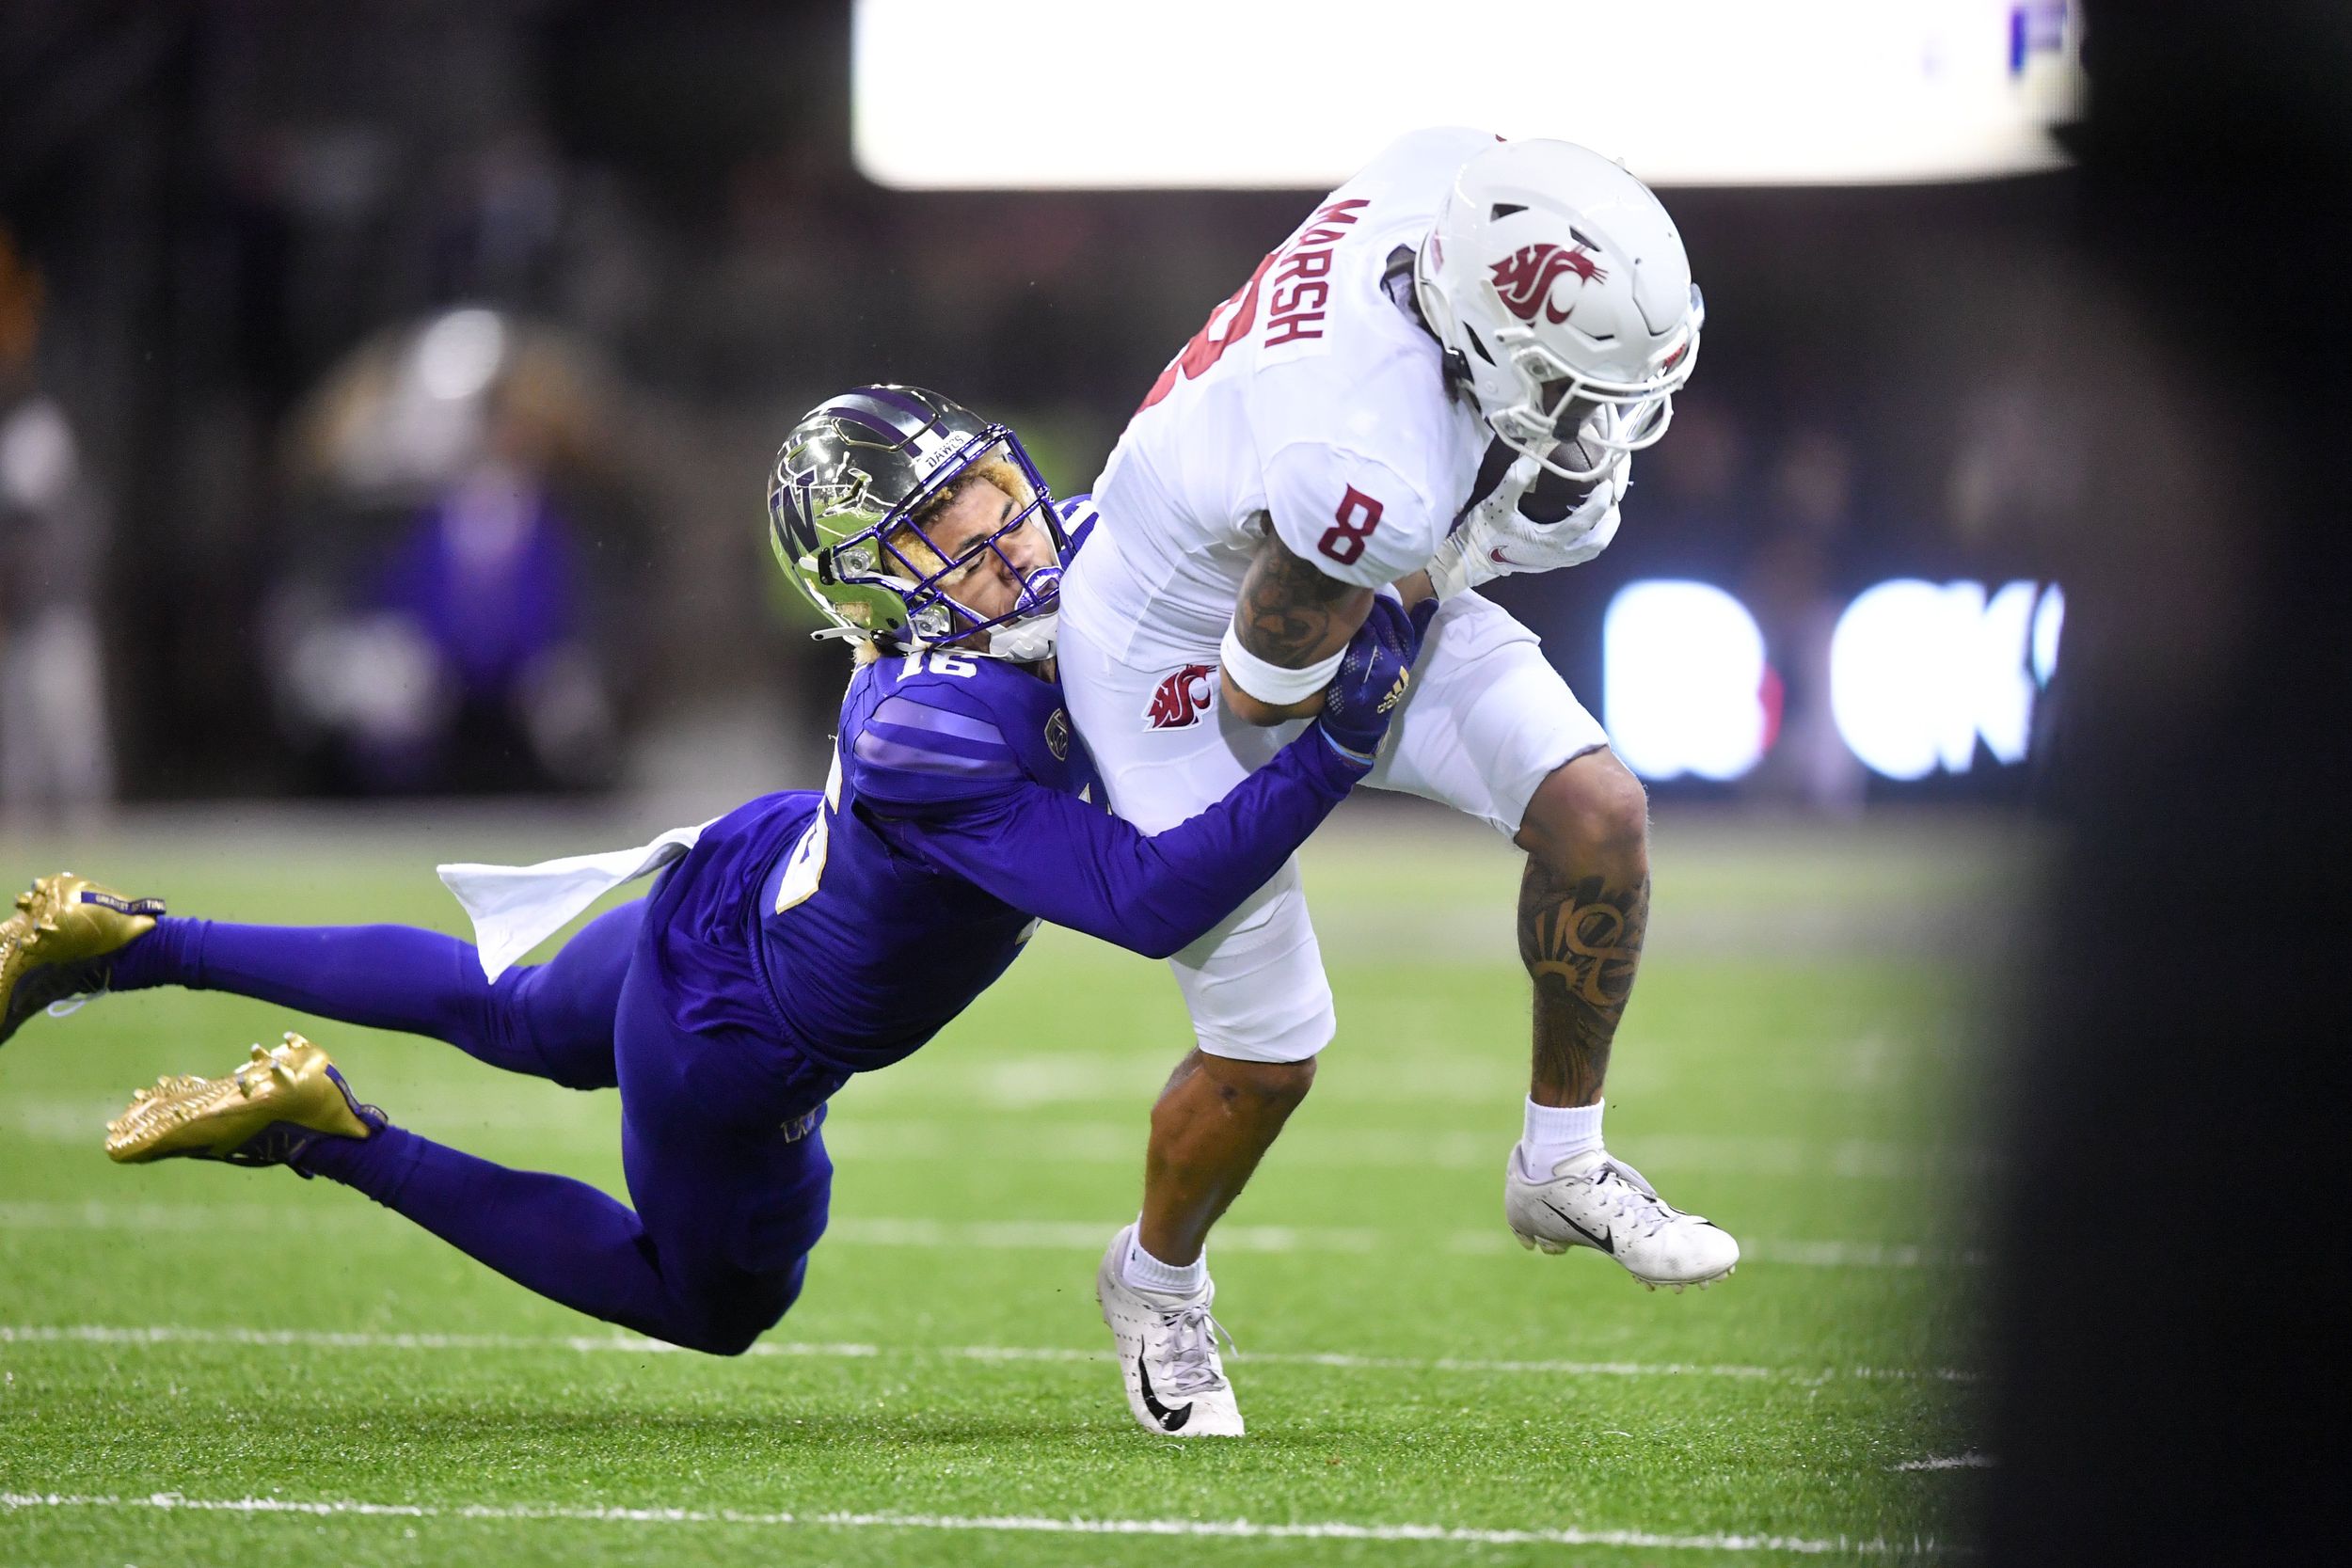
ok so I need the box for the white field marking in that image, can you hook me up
[813,1122,1990,1180]
[0,1204,1377,1255]
[827,1216,1385,1253]
[1440,1233,1994,1270]
[0,1323,873,1358]
[1435,1229,1990,1269]
[1845,1034,1895,1089]
[1743,1240,1987,1270]
[0,1200,1983,1268]
[849,1050,1919,1110]
[0,1104,1985,1182]
[0,1036,1894,1138]
[834,1040,1915,1115]
[1893,1453,1997,1471]
[0,1491,1942,1556]
[846,1054,1669,1110]
[0,1323,1978,1385]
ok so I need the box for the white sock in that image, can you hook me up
[1518,1097,1605,1178]
[1123,1227,1208,1297]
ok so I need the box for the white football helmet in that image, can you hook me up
[1415,138,1703,480]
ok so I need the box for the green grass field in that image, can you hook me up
[0,803,2015,1565]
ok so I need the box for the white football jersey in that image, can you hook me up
[1063,127,1499,667]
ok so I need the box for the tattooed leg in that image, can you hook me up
[1501,750,1739,1280]
[1519,862,1650,1104]
[1514,750,1652,1107]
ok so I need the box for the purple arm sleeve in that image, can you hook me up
[871,734,1360,958]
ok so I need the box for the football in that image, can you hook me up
[1519,424,1613,523]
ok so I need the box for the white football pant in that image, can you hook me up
[1056,585,1607,1065]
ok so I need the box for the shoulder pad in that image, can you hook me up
[1261,442,1440,590]
[847,662,1031,810]
[1057,492,1100,559]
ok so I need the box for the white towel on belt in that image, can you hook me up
[437,818,718,982]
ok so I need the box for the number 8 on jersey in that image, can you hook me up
[1318,486,1385,567]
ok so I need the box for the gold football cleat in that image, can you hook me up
[1,873,165,1047]
[106,1033,378,1166]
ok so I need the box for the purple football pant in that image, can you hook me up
[111,905,831,1355]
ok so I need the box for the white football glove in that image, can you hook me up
[1423,446,1630,601]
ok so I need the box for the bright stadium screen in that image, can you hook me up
[853,0,2083,189]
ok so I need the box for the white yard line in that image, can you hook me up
[1,1104,1988,1181]
[0,1323,875,1358]
[1893,1453,1996,1471]
[0,1201,1984,1268]
[1725,1240,1987,1270]
[0,1037,1906,1140]
[830,1215,1386,1252]
[0,1323,1977,1385]
[816,1123,1988,1180]
[0,1490,1938,1556]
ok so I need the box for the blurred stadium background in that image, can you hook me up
[1,0,2083,816]
[0,2,2119,1563]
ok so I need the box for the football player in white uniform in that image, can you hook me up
[1065,130,1740,1437]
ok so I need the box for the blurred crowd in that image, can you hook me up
[0,0,2069,820]
[2,230,113,823]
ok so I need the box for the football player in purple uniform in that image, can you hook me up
[0,386,1431,1367]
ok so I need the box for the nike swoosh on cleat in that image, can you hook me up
[1136,1353,1193,1433]
[1539,1198,1614,1256]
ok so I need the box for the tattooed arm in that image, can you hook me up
[1219,515,1376,724]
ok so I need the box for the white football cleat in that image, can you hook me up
[1095,1225,1246,1437]
[1505,1147,1740,1291]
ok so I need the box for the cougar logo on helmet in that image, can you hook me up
[1487,243,1606,325]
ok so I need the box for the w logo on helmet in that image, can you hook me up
[1146,664,1217,730]
[1488,243,1606,325]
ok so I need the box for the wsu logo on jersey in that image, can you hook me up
[1488,243,1606,325]
[1146,663,1218,730]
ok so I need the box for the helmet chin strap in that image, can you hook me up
[985,610,1058,664]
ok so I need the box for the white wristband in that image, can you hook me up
[1218,621,1345,706]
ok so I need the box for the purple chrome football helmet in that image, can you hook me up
[769,386,1068,661]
